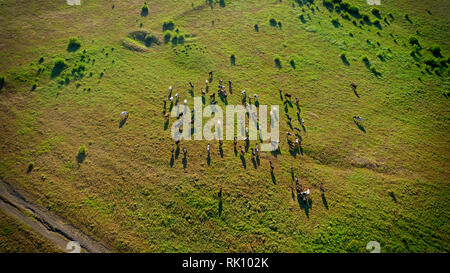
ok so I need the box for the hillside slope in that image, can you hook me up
[0,0,448,252]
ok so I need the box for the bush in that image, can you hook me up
[408,36,420,47]
[177,34,185,44]
[339,1,350,10]
[162,20,175,31]
[54,58,67,70]
[67,37,81,51]
[323,0,333,10]
[274,56,281,68]
[171,34,178,45]
[141,4,149,14]
[340,52,349,64]
[145,34,159,46]
[361,13,370,24]
[163,31,172,43]
[341,12,350,20]
[331,17,340,26]
[230,54,236,65]
[269,18,277,26]
[371,8,380,17]
[348,5,359,16]
[289,59,296,68]
[372,19,381,26]
[429,45,442,57]
[78,145,86,156]
[27,162,34,173]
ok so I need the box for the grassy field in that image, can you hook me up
[0,210,61,253]
[0,0,448,252]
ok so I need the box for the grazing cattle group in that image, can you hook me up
[118,72,366,214]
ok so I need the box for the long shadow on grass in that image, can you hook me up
[218,199,223,216]
[271,171,276,184]
[170,155,174,167]
[119,117,127,128]
[297,195,311,218]
[354,120,366,133]
[322,194,329,210]
[240,155,246,168]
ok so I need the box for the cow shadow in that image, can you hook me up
[119,118,127,128]
[270,171,276,184]
[322,194,329,210]
[354,120,366,133]
[240,155,246,168]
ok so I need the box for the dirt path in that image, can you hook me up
[0,179,111,253]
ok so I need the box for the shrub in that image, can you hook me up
[323,0,333,10]
[162,20,175,31]
[171,34,178,45]
[230,54,236,65]
[27,162,34,173]
[67,37,81,51]
[372,19,381,26]
[289,59,296,68]
[370,65,380,75]
[408,36,420,47]
[331,17,340,26]
[339,1,350,10]
[348,5,359,16]
[163,31,172,43]
[371,8,380,17]
[341,12,350,20]
[269,18,277,26]
[177,34,185,44]
[144,34,159,46]
[340,52,349,64]
[54,58,67,70]
[424,58,440,69]
[361,13,370,24]
[274,56,281,68]
[429,45,442,57]
[78,145,87,156]
[141,4,149,14]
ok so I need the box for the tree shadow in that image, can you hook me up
[341,55,350,66]
[299,15,306,23]
[76,153,86,164]
[140,9,148,17]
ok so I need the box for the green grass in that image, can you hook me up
[0,0,448,253]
